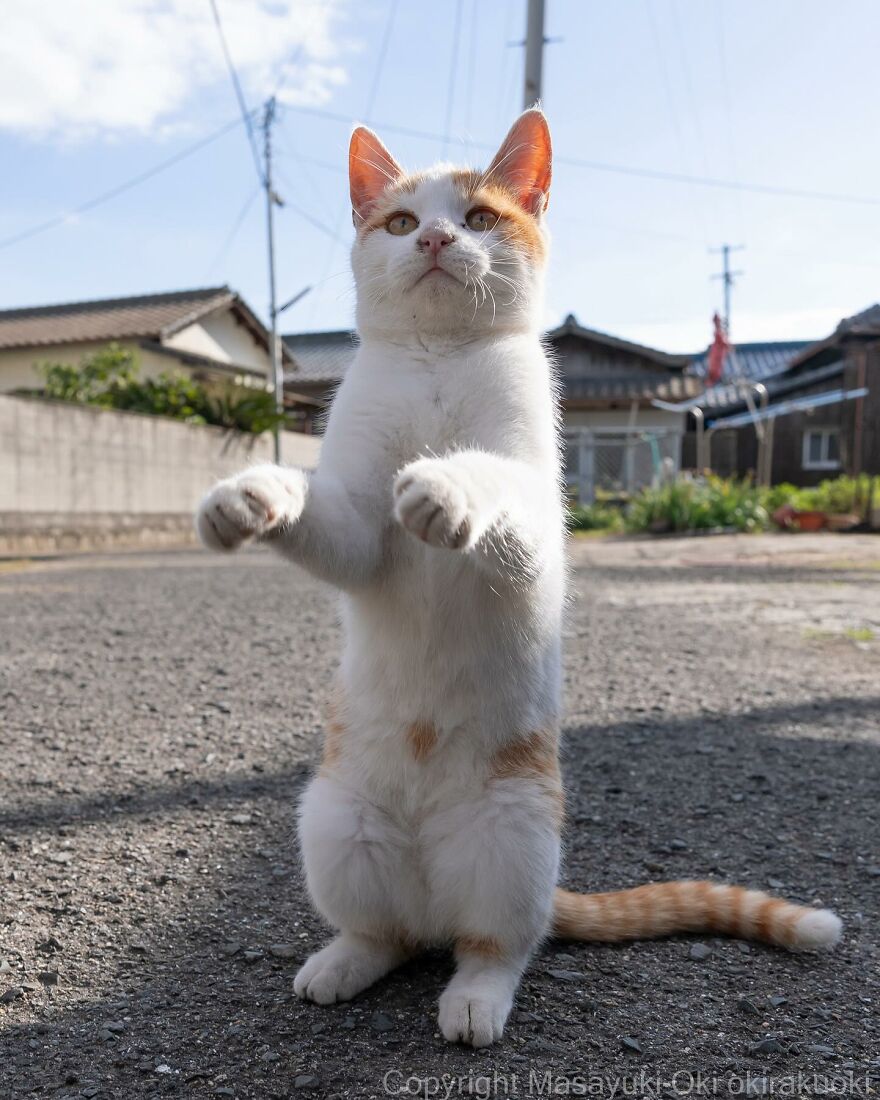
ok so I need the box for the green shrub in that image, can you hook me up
[626,476,769,534]
[567,502,624,533]
[34,344,285,436]
[762,475,880,516]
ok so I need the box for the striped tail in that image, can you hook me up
[552,881,842,951]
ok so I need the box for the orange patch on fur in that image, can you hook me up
[490,729,558,781]
[406,720,439,762]
[490,729,564,827]
[320,694,347,773]
[455,934,505,961]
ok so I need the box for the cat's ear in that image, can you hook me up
[349,126,403,224]
[485,109,552,215]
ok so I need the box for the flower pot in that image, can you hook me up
[793,510,828,532]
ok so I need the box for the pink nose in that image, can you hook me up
[419,228,455,255]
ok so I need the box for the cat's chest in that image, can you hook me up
[387,373,492,464]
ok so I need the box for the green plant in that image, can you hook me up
[625,476,769,534]
[208,388,287,434]
[763,475,880,518]
[34,345,285,435]
[39,343,139,403]
[567,502,624,533]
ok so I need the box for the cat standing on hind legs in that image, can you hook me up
[196,110,841,1048]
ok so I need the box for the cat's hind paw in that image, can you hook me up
[393,458,480,550]
[196,464,306,552]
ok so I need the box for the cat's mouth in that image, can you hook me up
[414,263,458,287]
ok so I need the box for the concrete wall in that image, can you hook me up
[0,395,321,552]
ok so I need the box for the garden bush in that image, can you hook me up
[625,475,769,534]
[34,344,285,435]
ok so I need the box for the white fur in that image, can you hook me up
[196,125,563,1046]
[791,909,843,950]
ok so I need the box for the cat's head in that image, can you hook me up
[348,110,551,340]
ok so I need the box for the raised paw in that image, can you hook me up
[196,463,306,552]
[438,986,509,1047]
[393,459,480,550]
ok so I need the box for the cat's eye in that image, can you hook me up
[465,208,499,232]
[386,212,419,236]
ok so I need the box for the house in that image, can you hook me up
[693,306,879,485]
[0,286,306,405]
[283,314,701,501]
[680,340,813,473]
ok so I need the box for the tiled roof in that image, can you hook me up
[0,287,235,350]
[548,313,690,369]
[837,302,880,336]
[283,330,359,384]
[282,316,691,389]
[565,374,703,402]
[689,340,811,385]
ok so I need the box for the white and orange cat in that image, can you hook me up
[195,111,841,1047]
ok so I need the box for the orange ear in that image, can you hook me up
[485,109,552,214]
[349,126,403,223]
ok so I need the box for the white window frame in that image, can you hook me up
[802,427,841,471]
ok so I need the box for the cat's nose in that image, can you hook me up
[418,228,455,255]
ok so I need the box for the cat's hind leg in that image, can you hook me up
[296,774,418,1003]
[425,765,562,1047]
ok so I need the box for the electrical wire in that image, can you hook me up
[280,103,880,207]
[207,0,264,184]
[643,0,709,243]
[0,115,248,252]
[303,0,401,330]
[204,185,261,278]
[442,0,464,158]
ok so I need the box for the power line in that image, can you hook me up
[643,0,708,243]
[365,0,400,123]
[280,103,880,207]
[0,115,247,252]
[207,0,264,184]
[204,185,261,278]
[442,0,464,157]
[304,0,400,330]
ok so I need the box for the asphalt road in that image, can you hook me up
[1,535,879,1099]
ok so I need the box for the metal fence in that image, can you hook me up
[564,428,682,505]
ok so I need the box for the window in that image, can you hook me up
[802,428,841,471]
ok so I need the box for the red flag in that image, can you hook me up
[707,312,730,385]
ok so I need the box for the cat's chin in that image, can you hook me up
[413,268,460,291]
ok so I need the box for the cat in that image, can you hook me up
[195,110,842,1047]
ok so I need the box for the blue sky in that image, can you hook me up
[1,0,878,352]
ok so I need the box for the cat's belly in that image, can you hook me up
[339,550,562,737]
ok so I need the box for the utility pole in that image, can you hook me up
[262,96,284,463]
[523,0,545,107]
[710,243,745,334]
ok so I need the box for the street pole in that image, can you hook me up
[262,96,284,464]
[710,243,745,334]
[523,0,545,108]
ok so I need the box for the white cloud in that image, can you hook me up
[0,0,349,139]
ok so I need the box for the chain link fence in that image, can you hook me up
[564,428,683,505]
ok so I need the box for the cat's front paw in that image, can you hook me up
[196,464,306,552]
[393,459,482,550]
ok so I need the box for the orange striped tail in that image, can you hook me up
[552,881,842,951]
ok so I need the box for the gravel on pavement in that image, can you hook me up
[1,534,878,1098]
